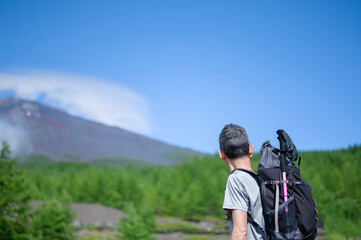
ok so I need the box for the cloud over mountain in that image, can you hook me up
[0,70,152,135]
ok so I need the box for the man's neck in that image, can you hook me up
[226,156,253,172]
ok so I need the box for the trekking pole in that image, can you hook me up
[277,129,291,234]
[277,129,289,212]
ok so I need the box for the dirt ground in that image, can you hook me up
[154,233,229,240]
[77,230,229,240]
[77,229,325,240]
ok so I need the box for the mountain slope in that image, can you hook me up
[0,97,202,165]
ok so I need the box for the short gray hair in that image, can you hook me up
[219,124,250,159]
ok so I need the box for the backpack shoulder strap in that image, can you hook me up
[247,212,269,240]
[230,168,258,178]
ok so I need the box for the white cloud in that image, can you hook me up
[0,70,152,135]
[0,119,32,156]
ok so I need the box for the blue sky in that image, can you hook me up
[0,1,360,153]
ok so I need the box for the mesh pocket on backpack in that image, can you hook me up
[267,195,298,234]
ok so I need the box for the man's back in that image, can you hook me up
[223,170,265,239]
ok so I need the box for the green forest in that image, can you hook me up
[2,142,361,239]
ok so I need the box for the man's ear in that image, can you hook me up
[249,144,254,158]
[219,150,227,162]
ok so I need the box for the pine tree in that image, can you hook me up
[33,200,74,240]
[117,202,155,240]
[0,142,33,240]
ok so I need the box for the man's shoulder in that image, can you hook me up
[228,170,259,188]
[229,169,256,180]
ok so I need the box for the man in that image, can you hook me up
[219,124,265,240]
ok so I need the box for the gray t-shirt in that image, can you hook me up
[223,169,265,240]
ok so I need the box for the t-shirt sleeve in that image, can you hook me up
[222,174,249,212]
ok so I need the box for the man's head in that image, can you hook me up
[219,124,253,161]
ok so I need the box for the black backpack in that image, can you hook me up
[255,131,318,239]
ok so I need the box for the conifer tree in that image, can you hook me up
[117,202,155,240]
[0,142,33,240]
[33,200,74,240]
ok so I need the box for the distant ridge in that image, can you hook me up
[0,97,202,165]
